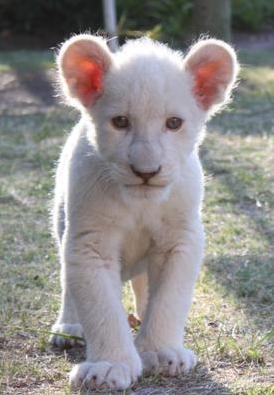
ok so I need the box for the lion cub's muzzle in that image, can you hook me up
[130,164,162,184]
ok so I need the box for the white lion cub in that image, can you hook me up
[50,34,238,390]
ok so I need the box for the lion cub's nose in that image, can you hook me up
[130,165,161,182]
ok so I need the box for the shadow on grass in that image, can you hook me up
[202,146,274,251]
[240,49,274,68]
[202,145,274,332]
[205,254,273,325]
[210,107,274,137]
[14,69,56,106]
[0,50,54,72]
[132,364,233,395]
[0,55,56,114]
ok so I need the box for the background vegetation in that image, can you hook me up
[1,0,274,48]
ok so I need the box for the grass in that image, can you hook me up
[0,50,55,72]
[0,47,274,395]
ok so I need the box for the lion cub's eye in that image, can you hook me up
[111,116,130,129]
[166,117,183,131]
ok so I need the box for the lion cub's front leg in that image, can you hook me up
[136,221,204,376]
[63,231,142,391]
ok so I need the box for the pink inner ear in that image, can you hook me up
[75,57,103,107]
[193,60,223,110]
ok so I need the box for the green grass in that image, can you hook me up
[0,48,274,394]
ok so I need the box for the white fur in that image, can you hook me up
[50,35,238,391]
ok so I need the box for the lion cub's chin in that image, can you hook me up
[121,183,172,203]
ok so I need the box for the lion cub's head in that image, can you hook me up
[58,35,238,201]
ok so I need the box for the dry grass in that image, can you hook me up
[0,48,273,395]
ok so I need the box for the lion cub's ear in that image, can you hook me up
[184,39,239,114]
[57,34,112,108]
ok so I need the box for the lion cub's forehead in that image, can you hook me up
[103,39,187,116]
[114,38,184,83]
[117,38,183,65]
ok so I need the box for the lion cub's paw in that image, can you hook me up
[70,358,142,391]
[141,347,197,376]
[49,323,84,348]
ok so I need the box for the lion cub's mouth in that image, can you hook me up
[124,183,166,189]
